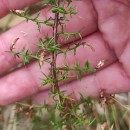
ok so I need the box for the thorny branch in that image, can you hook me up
[51,0,60,93]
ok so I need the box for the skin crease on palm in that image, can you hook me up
[0,0,130,105]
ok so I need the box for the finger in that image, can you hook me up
[0,0,97,75]
[0,32,116,105]
[0,0,39,18]
[33,62,130,105]
[92,0,130,77]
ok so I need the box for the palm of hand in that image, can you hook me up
[0,0,130,105]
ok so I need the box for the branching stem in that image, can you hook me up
[51,0,61,96]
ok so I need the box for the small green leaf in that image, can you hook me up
[34,12,40,20]
[52,7,68,14]
[84,61,90,71]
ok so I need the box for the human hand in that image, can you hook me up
[0,0,130,105]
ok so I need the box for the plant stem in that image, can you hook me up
[51,1,73,129]
[51,0,61,97]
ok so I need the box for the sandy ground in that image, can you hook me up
[0,14,24,29]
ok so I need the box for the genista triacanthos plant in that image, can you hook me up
[6,0,115,129]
